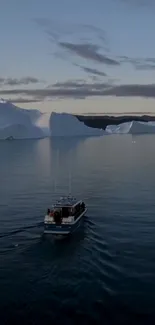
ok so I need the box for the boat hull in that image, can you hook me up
[44,209,87,235]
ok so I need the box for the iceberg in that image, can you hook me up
[0,100,104,139]
[49,112,104,137]
[106,122,132,134]
[0,100,48,139]
[3,98,155,139]
[106,121,155,134]
[129,121,155,134]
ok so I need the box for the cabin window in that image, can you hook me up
[61,207,69,218]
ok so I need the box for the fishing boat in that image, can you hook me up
[44,195,87,235]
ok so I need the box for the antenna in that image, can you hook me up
[68,150,72,196]
[54,149,59,193]
[68,169,72,195]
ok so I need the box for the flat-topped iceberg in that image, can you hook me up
[49,112,104,137]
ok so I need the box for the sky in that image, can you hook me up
[0,0,155,114]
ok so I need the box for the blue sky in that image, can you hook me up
[0,0,155,114]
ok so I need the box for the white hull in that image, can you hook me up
[44,208,87,235]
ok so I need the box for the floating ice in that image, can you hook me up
[0,100,46,139]
[106,121,155,134]
[49,112,104,137]
[0,101,104,139]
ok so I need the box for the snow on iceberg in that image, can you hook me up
[0,100,49,139]
[106,121,155,134]
[49,112,104,137]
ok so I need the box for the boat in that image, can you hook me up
[44,195,87,235]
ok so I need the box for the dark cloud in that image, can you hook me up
[103,84,155,98]
[37,17,155,76]
[34,18,114,68]
[1,82,155,101]
[0,77,42,86]
[34,17,155,78]
[46,79,85,89]
[119,56,155,70]
[52,80,88,88]
[0,82,109,99]
[11,98,42,103]
[52,80,110,91]
[59,42,119,65]
[75,64,107,76]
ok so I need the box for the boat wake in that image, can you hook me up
[0,221,43,239]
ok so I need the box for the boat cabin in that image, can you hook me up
[46,196,85,223]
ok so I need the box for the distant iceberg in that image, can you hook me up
[49,112,104,137]
[106,121,155,134]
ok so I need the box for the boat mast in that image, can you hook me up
[68,169,72,195]
[54,149,59,194]
[68,150,72,196]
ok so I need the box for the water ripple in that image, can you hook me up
[1,136,155,324]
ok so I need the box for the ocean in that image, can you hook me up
[0,135,155,324]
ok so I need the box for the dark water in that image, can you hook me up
[1,135,155,325]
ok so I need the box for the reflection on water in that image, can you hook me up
[49,136,87,152]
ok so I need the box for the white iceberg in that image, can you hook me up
[49,112,104,137]
[106,122,132,134]
[0,100,48,139]
[0,100,104,139]
[2,99,154,139]
[106,120,155,134]
[129,121,155,134]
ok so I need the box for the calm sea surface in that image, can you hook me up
[1,135,155,324]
